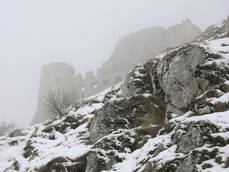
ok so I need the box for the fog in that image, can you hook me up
[0,0,228,127]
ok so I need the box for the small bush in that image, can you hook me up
[9,129,25,137]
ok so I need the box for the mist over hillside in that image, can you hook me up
[0,0,229,126]
[31,19,201,125]
[1,1,229,172]
[1,16,229,172]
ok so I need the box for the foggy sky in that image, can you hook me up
[0,0,228,126]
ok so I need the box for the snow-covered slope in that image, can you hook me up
[0,102,99,171]
[1,18,229,172]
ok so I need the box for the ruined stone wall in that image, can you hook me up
[32,19,201,124]
[75,19,201,99]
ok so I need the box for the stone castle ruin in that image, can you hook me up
[31,63,77,124]
[31,19,201,124]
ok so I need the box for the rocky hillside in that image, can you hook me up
[0,18,229,172]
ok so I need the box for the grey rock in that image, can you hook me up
[175,154,198,172]
[86,151,120,172]
[122,61,153,97]
[85,152,101,172]
[196,77,209,90]
[165,103,185,123]
[150,59,163,97]
[194,104,212,115]
[158,46,205,111]
[176,123,203,153]
[90,95,166,143]
[196,16,229,42]
[90,109,110,143]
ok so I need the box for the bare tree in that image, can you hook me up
[42,85,78,117]
[0,122,16,136]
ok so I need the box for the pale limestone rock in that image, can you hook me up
[158,46,205,110]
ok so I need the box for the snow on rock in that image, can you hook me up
[0,112,92,171]
[1,18,229,172]
[0,82,124,172]
[107,110,229,172]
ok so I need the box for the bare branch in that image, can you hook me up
[42,84,78,117]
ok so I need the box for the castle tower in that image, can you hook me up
[31,63,76,124]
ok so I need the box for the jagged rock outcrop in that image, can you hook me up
[1,18,229,172]
[156,46,206,117]
[86,22,229,170]
[196,16,229,42]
